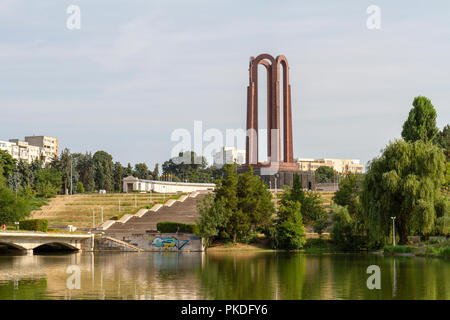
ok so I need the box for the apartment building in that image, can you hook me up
[0,136,58,165]
[296,158,364,174]
[25,136,58,161]
[213,147,246,168]
[0,140,19,160]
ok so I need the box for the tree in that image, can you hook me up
[214,165,241,243]
[315,166,337,183]
[197,194,230,249]
[35,168,62,198]
[162,151,212,183]
[134,163,151,180]
[313,216,329,236]
[361,140,445,245]
[73,153,95,192]
[51,148,77,194]
[29,159,43,187]
[16,160,33,189]
[282,174,325,222]
[123,163,133,177]
[0,185,30,225]
[330,204,365,250]
[236,167,274,233]
[76,181,84,194]
[93,151,114,191]
[275,200,306,250]
[113,162,124,192]
[203,165,274,244]
[152,164,160,180]
[434,124,449,161]
[401,96,439,143]
[0,164,30,224]
[333,174,364,216]
[0,150,16,180]
[436,213,450,236]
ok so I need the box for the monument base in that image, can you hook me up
[239,164,316,190]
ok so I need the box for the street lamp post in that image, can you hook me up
[390,216,396,246]
[274,174,279,212]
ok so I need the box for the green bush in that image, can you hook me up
[76,182,84,194]
[331,204,368,250]
[304,238,330,249]
[19,219,48,232]
[435,214,450,236]
[244,231,260,244]
[383,245,413,254]
[439,246,450,259]
[313,216,329,235]
[275,201,306,250]
[427,237,446,245]
[425,246,440,255]
[156,222,199,234]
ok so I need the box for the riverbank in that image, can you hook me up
[206,237,450,260]
[206,238,337,253]
[207,240,275,252]
[383,238,450,259]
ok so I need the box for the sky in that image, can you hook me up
[0,0,449,170]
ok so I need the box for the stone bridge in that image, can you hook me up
[0,231,94,255]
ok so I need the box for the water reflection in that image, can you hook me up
[0,252,448,300]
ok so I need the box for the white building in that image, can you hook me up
[213,147,246,168]
[1,136,58,165]
[122,176,216,193]
[0,140,19,160]
[295,158,364,174]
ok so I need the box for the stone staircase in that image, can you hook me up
[101,236,144,252]
[101,191,208,236]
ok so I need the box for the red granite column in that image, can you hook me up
[277,55,293,164]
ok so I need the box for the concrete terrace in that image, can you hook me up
[102,191,208,235]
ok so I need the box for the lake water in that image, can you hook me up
[0,252,448,300]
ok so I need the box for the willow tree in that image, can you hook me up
[361,140,445,245]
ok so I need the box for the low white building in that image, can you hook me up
[122,176,215,193]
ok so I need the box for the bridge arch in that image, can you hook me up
[33,242,79,253]
[0,241,28,251]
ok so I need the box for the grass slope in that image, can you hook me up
[30,193,181,228]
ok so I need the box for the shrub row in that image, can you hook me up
[156,222,199,234]
[19,219,48,232]
[426,246,450,258]
[383,245,413,254]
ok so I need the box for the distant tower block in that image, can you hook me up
[242,53,315,189]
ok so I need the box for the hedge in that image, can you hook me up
[156,222,199,234]
[383,245,413,254]
[19,219,48,232]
